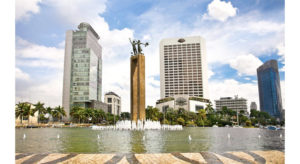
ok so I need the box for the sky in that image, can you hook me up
[15,0,285,113]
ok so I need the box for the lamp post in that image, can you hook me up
[113,98,116,125]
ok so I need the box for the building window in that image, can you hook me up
[195,105,204,112]
[162,105,169,113]
[107,98,112,103]
[108,104,112,113]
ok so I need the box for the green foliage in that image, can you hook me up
[120,112,130,120]
[32,101,46,124]
[15,102,32,124]
[162,119,169,125]
[156,97,174,104]
[186,120,196,127]
[177,117,185,125]
[145,106,160,120]
[246,120,252,127]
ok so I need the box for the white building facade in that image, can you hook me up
[104,92,121,115]
[159,36,209,99]
[215,96,247,113]
[156,95,210,113]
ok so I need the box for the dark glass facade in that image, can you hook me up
[257,60,282,118]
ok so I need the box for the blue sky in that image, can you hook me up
[15,0,285,112]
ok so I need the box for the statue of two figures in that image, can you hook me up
[129,38,149,55]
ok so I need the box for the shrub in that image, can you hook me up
[177,117,185,125]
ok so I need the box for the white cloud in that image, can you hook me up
[229,54,263,76]
[279,65,285,72]
[16,75,63,107]
[208,69,215,79]
[15,68,30,81]
[16,37,64,69]
[15,0,42,21]
[276,42,285,56]
[209,79,259,112]
[205,0,237,22]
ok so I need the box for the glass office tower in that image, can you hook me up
[62,22,103,119]
[257,60,282,119]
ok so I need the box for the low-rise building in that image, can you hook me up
[215,95,247,113]
[156,95,210,113]
[104,92,121,115]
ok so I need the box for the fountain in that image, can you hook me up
[91,119,183,131]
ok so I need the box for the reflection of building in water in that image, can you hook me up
[156,95,210,113]
[215,95,247,113]
[104,92,121,115]
[130,131,146,153]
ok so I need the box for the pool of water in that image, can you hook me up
[15,127,284,153]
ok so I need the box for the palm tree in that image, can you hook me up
[32,101,46,124]
[84,108,94,124]
[52,106,66,123]
[15,102,31,124]
[198,109,206,127]
[205,102,214,114]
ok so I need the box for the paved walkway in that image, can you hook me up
[15,150,284,164]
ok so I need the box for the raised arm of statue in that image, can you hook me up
[129,38,137,55]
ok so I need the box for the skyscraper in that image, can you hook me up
[257,60,282,119]
[62,22,106,120]
[159,36,209,99]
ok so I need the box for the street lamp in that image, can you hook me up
[113,98,116,125]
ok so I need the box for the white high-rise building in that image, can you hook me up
[159,36,209,99]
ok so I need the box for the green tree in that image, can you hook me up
[177,117,185,125]
[120,112,130,120]
[198,109,206,127]
[52,106,66,122]
[32,101,46,124]
[205,102,214,114]
[15,102,31,124]
[162,119,169,125]
[145,106,160,120]
[246,120,252,127]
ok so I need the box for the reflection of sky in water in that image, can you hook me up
[15,127,284,153]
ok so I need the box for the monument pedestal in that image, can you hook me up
[130,54,145,121]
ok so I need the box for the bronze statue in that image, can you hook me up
[129,38,149,55]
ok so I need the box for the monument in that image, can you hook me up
[129,38,149,122]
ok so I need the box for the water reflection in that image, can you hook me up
[15,127,284,153]
[130,131,146,153]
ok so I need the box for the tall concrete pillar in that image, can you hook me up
[130,54,145,121]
